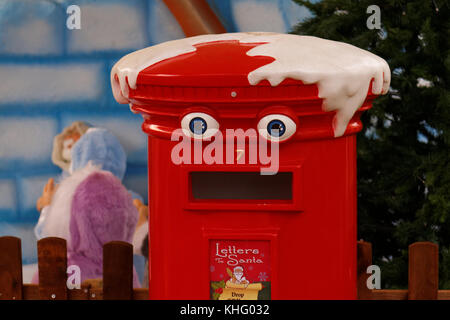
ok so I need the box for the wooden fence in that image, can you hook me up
[357,240,450,300]
[0,236,148,300]
[1,236,449,300]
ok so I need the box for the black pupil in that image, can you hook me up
[190,117,207,135]
[267,120,286,137]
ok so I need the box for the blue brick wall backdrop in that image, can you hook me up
[0,0,311,275]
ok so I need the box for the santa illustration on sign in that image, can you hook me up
[210,240,269,300]
[227,266,249,287]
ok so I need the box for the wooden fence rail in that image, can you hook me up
[357,240,450,300]
[1,236,450,300]
[0,236,148,300]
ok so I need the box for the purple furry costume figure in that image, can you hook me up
[32,128,140,287]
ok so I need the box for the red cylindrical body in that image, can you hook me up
[124,40,376,299]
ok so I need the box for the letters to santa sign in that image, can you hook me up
[209,239,271,300]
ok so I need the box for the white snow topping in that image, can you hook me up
[111,32,391,137]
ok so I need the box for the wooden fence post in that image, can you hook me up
[103,241,133,300]
[408,241,439,300]
[0,236,23,300]
[37,237,68,300]
[357,241,373,300]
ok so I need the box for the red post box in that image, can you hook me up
[111,33,390,300]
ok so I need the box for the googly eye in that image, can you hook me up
[257,114,297,142]
[181,112,219,140]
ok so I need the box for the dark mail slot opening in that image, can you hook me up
[190,172,293,200]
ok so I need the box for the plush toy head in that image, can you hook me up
[61,132,81,162]
[70,128,127,180]
[52,121,90,171]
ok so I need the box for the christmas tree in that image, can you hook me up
[292,0,449,288]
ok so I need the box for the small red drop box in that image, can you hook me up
[122,40,378,300]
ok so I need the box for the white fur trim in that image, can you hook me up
[42,162,101,247]
[86,127,102,134]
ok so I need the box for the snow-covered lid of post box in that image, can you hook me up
[111,32,390,137]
